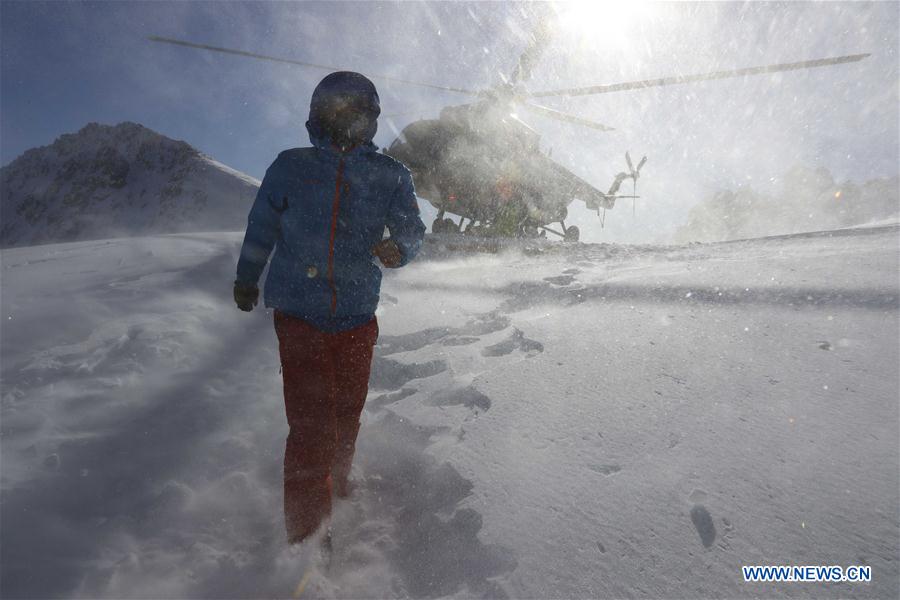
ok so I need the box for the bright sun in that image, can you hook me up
[554,1,654,49]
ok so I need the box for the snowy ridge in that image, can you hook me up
[1,225,898,598]
[199,154,262,189]
[0,122,260,248]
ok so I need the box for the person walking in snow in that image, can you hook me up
[233,71,426,545]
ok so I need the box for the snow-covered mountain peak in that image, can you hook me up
[0,122,260,248]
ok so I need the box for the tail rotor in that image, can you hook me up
[626,151,647,182]
[625,151,647,216]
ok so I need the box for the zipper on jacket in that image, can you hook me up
[327,157,345,316]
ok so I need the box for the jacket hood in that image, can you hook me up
[306,71,380,152]
[306,121,378,156]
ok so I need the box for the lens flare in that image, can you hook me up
[555,1,654,49]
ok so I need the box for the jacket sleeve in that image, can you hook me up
[385,166,426,267]
[235,157,286,285]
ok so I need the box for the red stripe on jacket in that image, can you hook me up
[327,157,345,315]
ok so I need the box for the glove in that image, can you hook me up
[371,239,403,268]
[234,280,259,312]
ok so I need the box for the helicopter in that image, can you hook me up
[383,98,646,241]
[149,24,867,242]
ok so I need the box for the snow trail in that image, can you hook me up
[1,225,897,598]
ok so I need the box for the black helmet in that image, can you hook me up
[307,71,380,150]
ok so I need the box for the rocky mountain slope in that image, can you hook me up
[0,122,260,247]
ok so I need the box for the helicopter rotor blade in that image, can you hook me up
[527,53,870,98]
[625,151,634,173]
[148,36,485,97]
[521,102,615,131]
[380,110,427,119]
[636,156,647,173]
[509,14,556,85]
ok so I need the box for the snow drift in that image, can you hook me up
[1,225,898,598]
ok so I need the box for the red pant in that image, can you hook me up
[273,310,379,543]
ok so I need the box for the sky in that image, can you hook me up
[1,1,897,243]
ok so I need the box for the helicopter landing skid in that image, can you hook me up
[540,222,580,242]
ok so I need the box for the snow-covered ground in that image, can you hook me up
[1,224,898,599]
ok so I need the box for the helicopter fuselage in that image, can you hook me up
[384,101,614,237]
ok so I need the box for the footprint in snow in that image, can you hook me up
[376,327,453,355]
[690,504,717,548]
[588,464,621,476]
[543,274,576,286]
[428,386,492,411]
[481,328,543,358]
[369,357,447,391]
[354,412,517,597]
[455,311,510,336]
[441,336,480,347]
[375,312,509,356]
[366,387,417,412]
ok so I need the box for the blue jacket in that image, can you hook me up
[236,128,426,331]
